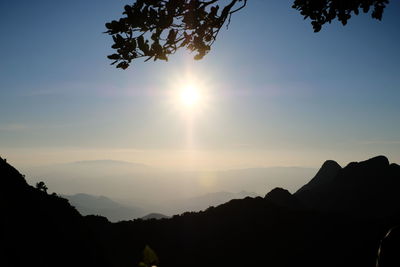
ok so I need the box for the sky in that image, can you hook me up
[0,0,400,170]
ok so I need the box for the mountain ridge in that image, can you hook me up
[295,155,400,217]
[2,155,400,267]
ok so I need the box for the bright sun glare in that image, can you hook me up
[179,85,201,108]
[168,72,211,115]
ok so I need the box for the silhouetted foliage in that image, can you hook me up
[36,181,48,193]
[105,0,247,69]
[106,0,390,69]
[292,0,390,32]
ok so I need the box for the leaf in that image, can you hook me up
[137,35,148,53]
[107,54,120,60]
[116,62,129,69]
[167,29,176,45]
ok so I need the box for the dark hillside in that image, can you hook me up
[2,156,400,267]
[0,157,109,267]
[88,156,400,267]
[295,156,400,217]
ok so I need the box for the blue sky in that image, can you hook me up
[0,0,400,169]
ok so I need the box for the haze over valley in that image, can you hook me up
[21,159,316,219]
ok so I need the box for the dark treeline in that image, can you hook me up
[2,155,400,267]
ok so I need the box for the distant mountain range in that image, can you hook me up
[23,160,316,214]
[62,193,145,222]
[3,155,400,267]
[63,191,258,221]
[68,160,149,167]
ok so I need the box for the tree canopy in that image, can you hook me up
[105,0,390,69]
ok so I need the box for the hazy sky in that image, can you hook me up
[1,0,400,170]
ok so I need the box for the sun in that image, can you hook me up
[179,85,201,108]
[167,71,212,115]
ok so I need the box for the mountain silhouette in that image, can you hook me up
[264,187,303,209]
[2,155,400,267]
[0,157,110,267]
[295,155,400,217]
[296,159,341,194]
[87,156,400,267]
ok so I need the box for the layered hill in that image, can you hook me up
[2,156,400,267]
[63,193,145,222]
[85,156,400,267]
